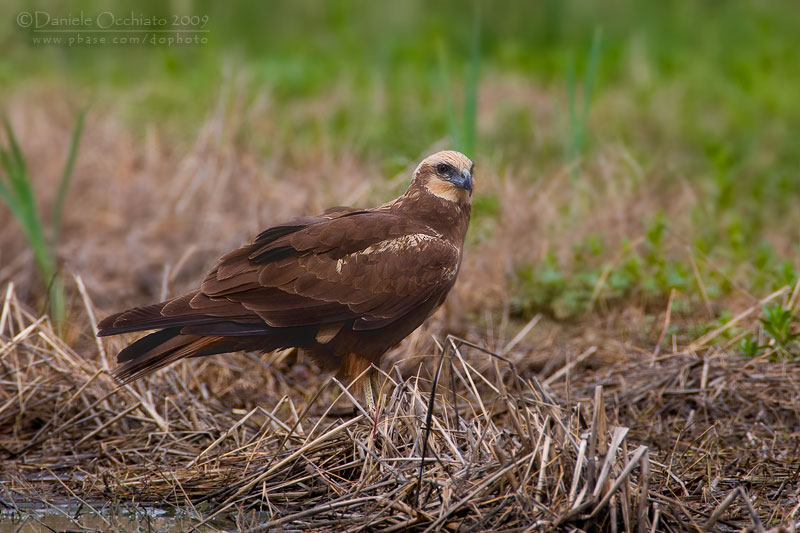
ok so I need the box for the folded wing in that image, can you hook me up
[99,208,460,341]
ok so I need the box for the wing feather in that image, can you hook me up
[198,211,460,330]
[101,209,462,338]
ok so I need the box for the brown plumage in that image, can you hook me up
[97,150,474,408]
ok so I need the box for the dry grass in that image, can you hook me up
[3,280,798,531]
[0,283,651,531]
[2,87,800,531]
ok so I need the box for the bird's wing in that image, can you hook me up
[190,209,461,331]
[99,208,462,338]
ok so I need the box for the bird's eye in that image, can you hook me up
[435,163,452,176]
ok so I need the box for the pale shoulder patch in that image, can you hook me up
[361,233,438,255]
[322,232,454,282]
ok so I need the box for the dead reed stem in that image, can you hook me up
[1,283,795,530]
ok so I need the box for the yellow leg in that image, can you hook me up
[370,369,382,406]
[342,353,380,414]
[358,367,380,413]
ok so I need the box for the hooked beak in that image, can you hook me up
[450,169,473,196]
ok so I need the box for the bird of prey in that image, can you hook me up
[98,150,474,410]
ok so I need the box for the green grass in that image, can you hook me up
[0,111,85,326]
[512,216,697,320]
[564,26,602,180]
[440,0,481,159]
[739,303,800,360]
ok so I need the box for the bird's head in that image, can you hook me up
[413,150,474,204]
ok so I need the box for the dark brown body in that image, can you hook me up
[97,151,474,404]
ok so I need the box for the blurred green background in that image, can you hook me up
[4,1,798,161]
[2,0,799,335]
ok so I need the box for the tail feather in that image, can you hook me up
[113,332,237,383]
[109,326,301,383]
[117,327,182,363]
[100,298,312,383]
[97,302,250,337]
[96,291,262,337]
